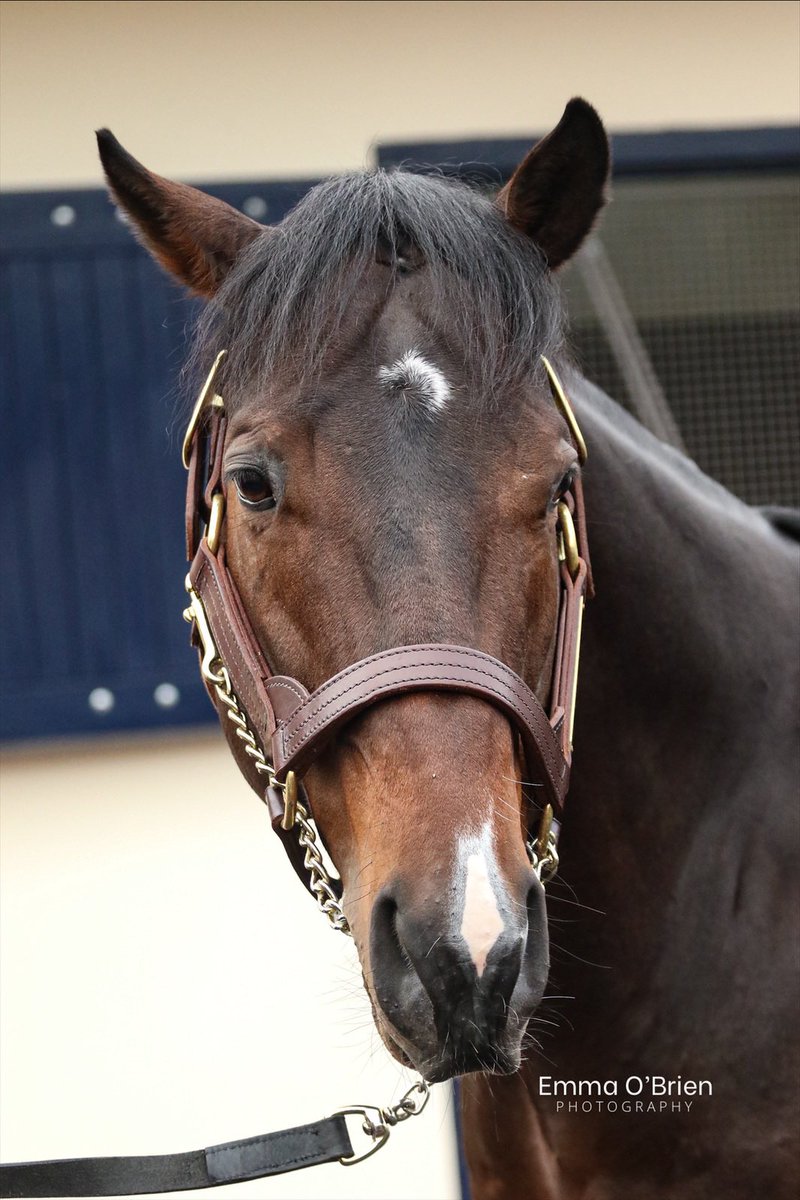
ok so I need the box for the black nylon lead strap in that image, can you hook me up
[0,1115,353,1197]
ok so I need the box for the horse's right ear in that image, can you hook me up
[96,130,267,297]
[496,98,610,270]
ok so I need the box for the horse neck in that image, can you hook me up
[557,376,798,1000]
[574,371,796,774]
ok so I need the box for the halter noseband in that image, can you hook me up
[182,353,592,933]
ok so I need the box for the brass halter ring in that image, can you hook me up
[557,502,581,579]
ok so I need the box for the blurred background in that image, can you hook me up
[1,3,798,1198]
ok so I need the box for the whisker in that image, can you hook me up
[549,941,610,969]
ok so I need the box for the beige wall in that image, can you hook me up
[1,0,798,189]
[0,732,461,1198]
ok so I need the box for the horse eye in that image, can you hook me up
[234,469,275,509]
[553,469,576,502]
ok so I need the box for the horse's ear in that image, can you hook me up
[96,129,266,297]
[496,98,610,270]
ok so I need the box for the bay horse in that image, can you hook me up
[96,99,799,1198]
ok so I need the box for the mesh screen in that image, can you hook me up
[561,173,799,507]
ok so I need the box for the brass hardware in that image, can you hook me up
[183,579,225,686]
[281,770,298,830]
[557,501,581,580]
[206,492,225,556]
[181,349,227,468]
[536,804,554,858]
[529,803,559,884]
[338,1081,430,1166]
[541,355,588,464]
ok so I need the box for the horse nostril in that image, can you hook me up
[370,891,434,1045]
[389,902,414,970]
[372,893,402,968]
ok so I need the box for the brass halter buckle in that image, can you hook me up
[182,350,227,557]
[181,349,227,468]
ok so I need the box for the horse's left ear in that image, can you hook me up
[496,98,610,270]
[96,129,266,297]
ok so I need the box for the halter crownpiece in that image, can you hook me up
[181,353,592,927]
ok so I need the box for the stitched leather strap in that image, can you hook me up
[189,530,573,811]
[0,1116,353,1196]
[189,537,571,811]
[270,644,569,810]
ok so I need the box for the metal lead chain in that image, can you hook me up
[337,1080,431,1165]
[184,583,351,935]
[292,801,351,933]
[528,803,560,884]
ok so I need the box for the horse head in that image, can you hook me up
[98,99,609,1083]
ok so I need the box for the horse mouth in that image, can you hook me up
[376,1012,523,1082]
[424,1045,521,1084]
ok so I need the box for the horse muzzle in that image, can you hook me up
[367,871,550,1081]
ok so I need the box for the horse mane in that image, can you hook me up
[189,169,565,407]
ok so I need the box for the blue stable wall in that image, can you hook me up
[375,123,800,179]
[0,179,312,740]
[3,125,797,742]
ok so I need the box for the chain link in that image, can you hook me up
[184,586,351,935]
[292,802,351,933]
[527,833,559,883]
[375,1079,431,1127]
[527,802,560,884]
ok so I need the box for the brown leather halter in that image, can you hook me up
[182,353,592,931]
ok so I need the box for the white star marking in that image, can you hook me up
[378,350,451,415]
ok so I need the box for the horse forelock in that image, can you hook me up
[187,168,565,415]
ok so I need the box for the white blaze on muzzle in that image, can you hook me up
[459,825,506,977]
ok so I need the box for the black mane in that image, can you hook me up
[190,169,565,406]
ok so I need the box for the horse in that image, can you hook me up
[96,99,799,1199]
